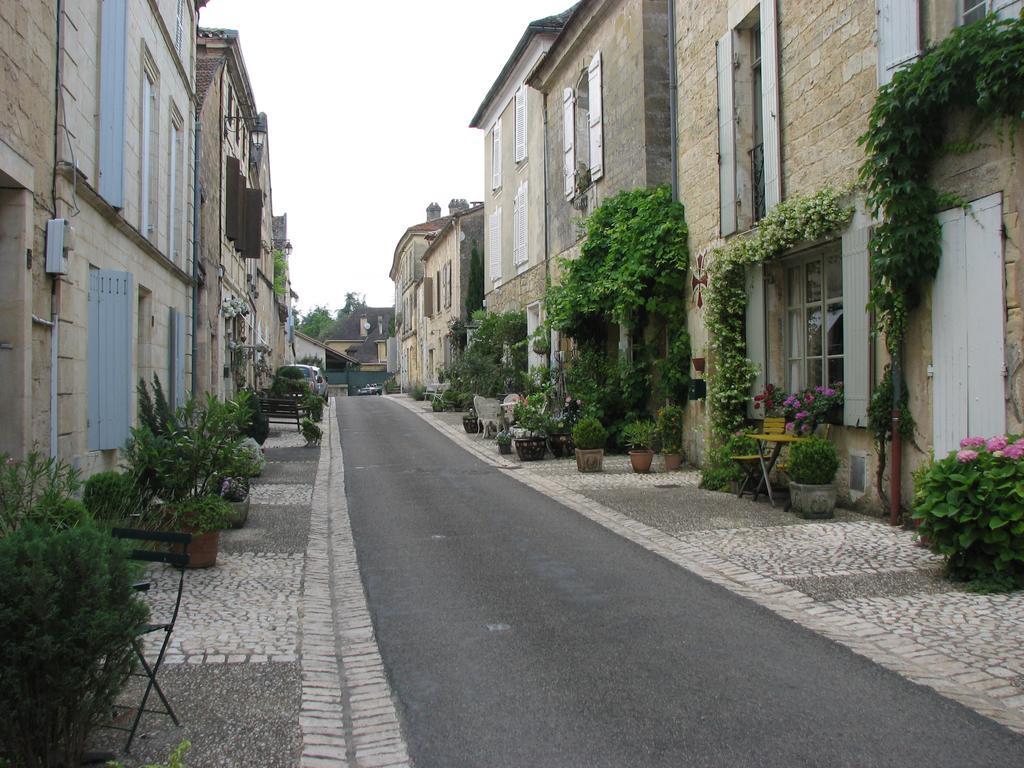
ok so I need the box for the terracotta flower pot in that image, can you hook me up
[185,529,220,569]
[629,449,655,474]
[575,448,604,473]
[663,453,683,471]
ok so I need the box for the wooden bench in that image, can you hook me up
[259,396,308,431]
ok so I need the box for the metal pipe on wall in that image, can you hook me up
[192,118,201,394]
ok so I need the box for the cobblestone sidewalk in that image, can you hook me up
[391,394,1024,735]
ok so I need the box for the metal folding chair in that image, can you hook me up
[109,528,191,752]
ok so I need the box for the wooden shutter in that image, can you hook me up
[760,2,781,212]
[994,1,1024,20]
[244,189,263,259]
[423,276,434,317]
[168,307,186,408]
[964,194,1006,440]
[717,33,737,237]
[745,263,766,418]
[225,156,240,241]
[98,0,127,207]
[491,122,502,190]
[87,270,133,450]
[514,86,527,163]
[588,51,604,182]
[876,0,920,86]
[933,207,970,456]
[841,206,871,427]
[489,209,501,282]
[234,170,247,252]
[563,88,575,198]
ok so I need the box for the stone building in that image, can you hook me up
[0,0,199,474]
[326,305,395,373]
[195,28,291,399]
[470,8,571,364]
[389,204,451,390]
[526,0,672,365]
[675,0,1023,508]
[419,202,484,383]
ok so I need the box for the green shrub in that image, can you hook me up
[442,311,528,397]
[303,390,324,422]
[572,417,607,451]
[621,419,656,451]
[0,451,82,537]
[913,435,1024,582]
[301,418,323,446]
[164,494,234,534]
[786,437,839,485]
[239,389,269,445]
[441,389,463,411]
[410,385,426,401]
[512,393,548,435]
[701,432,761,490]
[108,740,191,768]
[0,522,148,766]
[82,471,144,524]
[657,405,685,455]
[232,438,266,478]
[431,398,444,412]
[137,374,175,437]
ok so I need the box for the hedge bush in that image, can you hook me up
[0,523,148,766]
[572,417,607,451]
[82,471,144,524]
[786,437,840,486]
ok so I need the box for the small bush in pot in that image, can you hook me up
[657,405,685,470]
[410,384,426,401]
[912,434,1024,586]
[496,429,513,455]
[163,494,234,568]
[622,419,657,474]
[572,416,607,473]
[431,398,444,412]
[786,437,840,518]
[301,418,323,446]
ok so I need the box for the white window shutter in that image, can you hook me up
[841,206,871,427]
[745,263,766,418]
[98,0,127,207]
[174,0,185,54]
[489,209,501,282]
[514,86,527,163]
[520,180,528,265]
[169,307,186,408]
[994,1,1024,20]
[717,33,737,237]
[512,193,521,267]
[588,51,604,182]
[491,123,502,190]
[88,269,133,450]
[964,193,1006,440]
[876,0,920,86]
[933,208,969,456]
[760,2,781,212]
[563,88,575,198]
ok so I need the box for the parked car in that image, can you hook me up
[278,364,329,400]
[356,383,383,396]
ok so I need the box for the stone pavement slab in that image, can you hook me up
[390,393,1024,735]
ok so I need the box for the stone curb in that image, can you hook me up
[384,394,1024,735]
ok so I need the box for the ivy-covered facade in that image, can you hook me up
[677,0,1023,511]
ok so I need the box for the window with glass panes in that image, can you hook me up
[961,0,988,25]
[785,244,843,391]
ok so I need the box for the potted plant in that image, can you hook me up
[511,395,548,461]
[164,494,234,568]
[786,437,840,518]
[622,419,657,474]
[219,476,250,529]
[657,404,685,471]
[463,407,480,434]
[495,429,513,455]
[544,415,575,458]
[572,416,607,473]
[301,418,322,446]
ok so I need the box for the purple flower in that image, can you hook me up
[822,387,836,397]
[795,411,809,420]
[986,435,1009,452]
[1003,443,1024,460]
[801,424,812,433]
[785,422,795,431]
[805,394,815,404]
[956,450,979,463]
[959,436,986,449]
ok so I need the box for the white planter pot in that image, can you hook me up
[788,481,837,519]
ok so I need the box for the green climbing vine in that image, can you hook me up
[546,185,692,406]
[702,189,853,487]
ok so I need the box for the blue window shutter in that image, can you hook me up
[88,269,133,450]
[99,0,127,207]
[168,308,186,408]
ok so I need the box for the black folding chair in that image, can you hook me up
[109,528,191,752]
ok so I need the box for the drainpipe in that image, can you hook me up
[541,92,553,367]
[667,0,679,202]
[49,0,64,459]
[191,117,201,394]
[889,342,903,526]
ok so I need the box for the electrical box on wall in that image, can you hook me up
[45,218,74,274]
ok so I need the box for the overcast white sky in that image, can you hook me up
[197,0,569,314]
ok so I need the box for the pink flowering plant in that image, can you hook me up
[780,384,844,435]
[912,433,1024,585]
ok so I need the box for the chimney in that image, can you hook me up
[377,315,383,335]
[426,202,441,221]
[359,315,368,337]
[448,198,469,215]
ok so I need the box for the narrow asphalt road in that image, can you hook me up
[337,396,1024,767]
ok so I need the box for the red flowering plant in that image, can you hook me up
[752,384,787,417]
[782,384,844,435]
